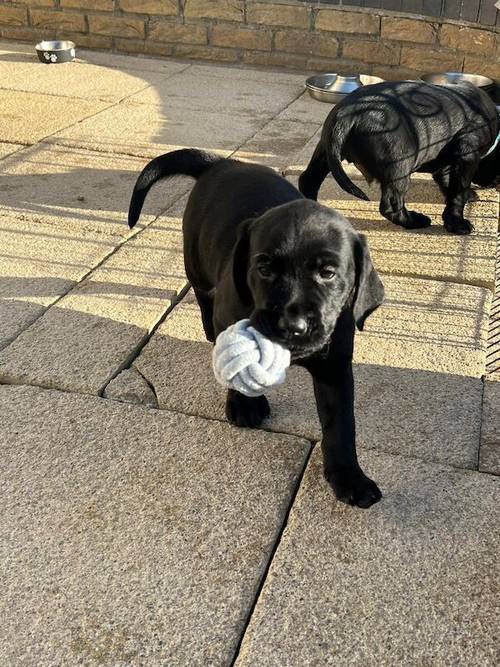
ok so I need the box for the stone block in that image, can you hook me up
[149,20,207,44]
[30,9,86,32]
[316,8,380,34]
[480,380,500,475]
[0,384,309,665]
[211,24,272,51]
[381,16,437,43]
[0,90,109,144]
[246,2,309,29]
[89,14,145,39]
[184,0,244,21]
[275,29,338,58]
[235,448,500,666]
[440,23,496,55]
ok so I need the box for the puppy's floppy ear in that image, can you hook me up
[352,233,384,331]
[232,219,253,306]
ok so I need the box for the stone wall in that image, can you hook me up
[0,1,498,80]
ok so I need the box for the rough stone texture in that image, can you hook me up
[343,38,400,66]
[0,143,189,237]
[3,59,169,103]
[120,0,177,14]
[277,93,332,125]
[184,0,244,21]
[400,45,464,71]
[30,8,86,32]
[211,24,273,51]
[381,16,437,43]
[127,66,302,117]
[356,274,491,378]
[235,448,500,667]
[46,100,268,157]
[0,142,24,159]
[480,380,500,475]
[88,14,145,39]
[274,29,339,58]
[440,23,496,55]
[315,8,380,34]
[0,5,27,26]
[76,47,190,74]
[149,21,208,45]
[0,209,186,394]
[0,384,310,666]
[232,118,320,170]
[103,367,159,408]
[0,218,120,350]
[246,2,309,29]
[0,90,109,144]
[133,293,484,469]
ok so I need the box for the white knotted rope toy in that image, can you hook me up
[213,319,291,397]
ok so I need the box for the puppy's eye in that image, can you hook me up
[318,267,336,280]
[258,265,273,278]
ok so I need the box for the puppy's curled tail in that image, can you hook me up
[325,116,369,202]
[128,148,221,228]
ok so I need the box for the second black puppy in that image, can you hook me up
[129,149,384,508]
[299,81,499,235]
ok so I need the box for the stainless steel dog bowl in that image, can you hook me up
[305,73,384,104]
[422,72,494,89]
[35,40,76,64]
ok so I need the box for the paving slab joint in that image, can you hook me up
[229,440,316,667]
[98,281,191,397]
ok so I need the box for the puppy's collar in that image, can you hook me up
[485,131,500,157]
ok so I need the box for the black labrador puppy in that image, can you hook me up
[128,149,385,508]
[299,80,499,235]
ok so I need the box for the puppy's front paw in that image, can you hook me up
[225,391,270,429]
[405,211,432,229]
[326,468,382,509]
[443,215,474,235]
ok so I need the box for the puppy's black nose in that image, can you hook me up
[278,315,308,337]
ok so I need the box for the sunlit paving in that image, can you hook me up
[0,17,499,666]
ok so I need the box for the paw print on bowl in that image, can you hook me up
[50,54,58,62]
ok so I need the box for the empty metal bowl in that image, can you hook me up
[35,40,76,64]
[305,73,384,103]
[422,72,494,89]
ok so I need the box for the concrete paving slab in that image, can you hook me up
[186,63,305,86]
[2,61,170,103]
[0,141,24,159]
[0,89,110,144]
[0,384,310,666]
[0,143,190,237]
[128,67,301,118]
[46,100,266,157]
[276,92,332,124]
[232,118,321,170]
[0,217,121,350]
[103,367,159,408]
[235,448,500,667]
[357,275,491,378]
[479,380,500,475]
[0,216,186,394]
[133,294,483,469]
[76,48,190,75]
[287,175,499,290]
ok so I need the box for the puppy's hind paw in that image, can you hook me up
[443,216,474,235]
[225,391,270,429]
[326,468,382,509]
[405,211,432,229]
